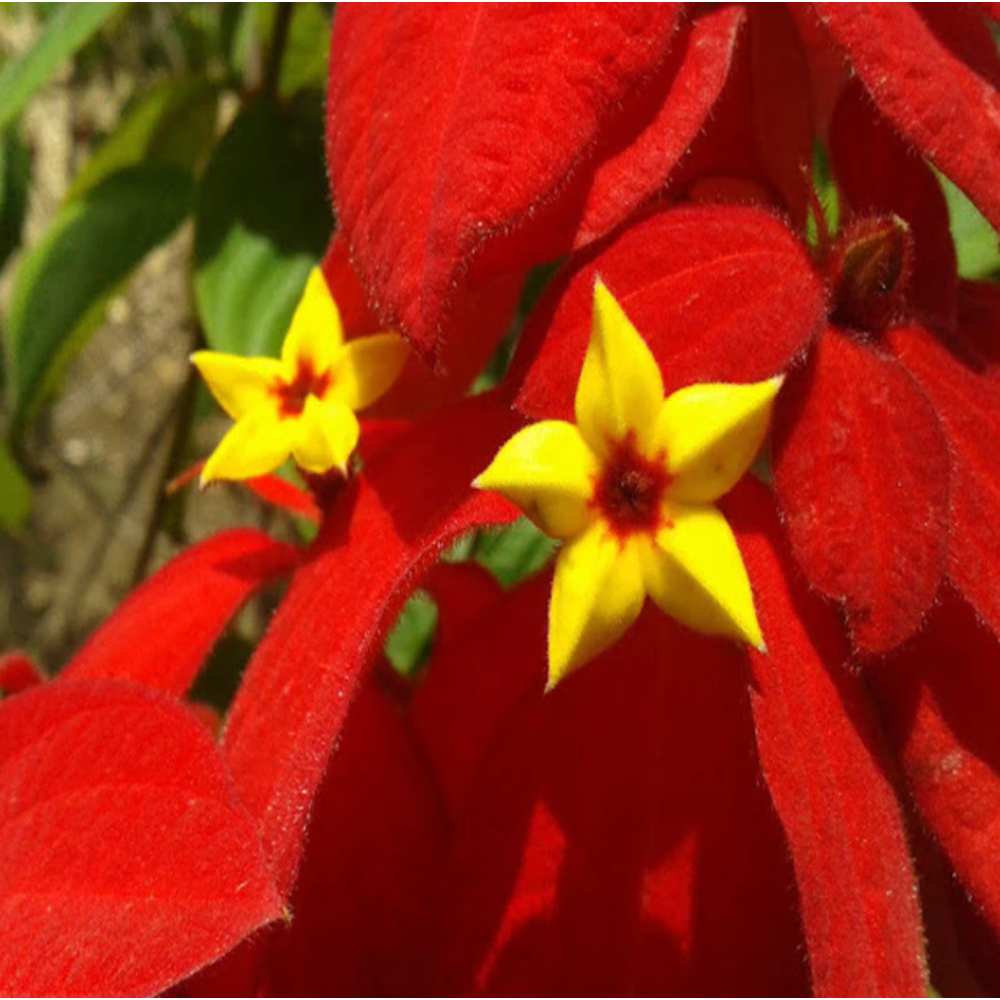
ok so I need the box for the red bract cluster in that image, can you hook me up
[3,4,1000,995]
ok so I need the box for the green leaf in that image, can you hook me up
[474,518,558,588]
[278,3,331,98]
[194,100,329,357]
[4,163,193,426]
[0,440,31,533]
[385,591,439,677]
[0,3,122,135]
[940,172,1000,280]
[68,77,218,200]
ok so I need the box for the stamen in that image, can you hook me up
[592,434,671,538]
[274,363,331,417]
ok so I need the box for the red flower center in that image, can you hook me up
[592,434,671,538]
[275,363,331,417]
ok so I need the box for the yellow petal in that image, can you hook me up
[473,421,599,539]
[291,394,360,475]
[190,351,284,421]
[201,404,294,485]
[575,278,664,457]
[281,267,343,375]
[641,502,764,650]
[327,332,409,411]
[548,524,646,690]
[657,377,783,504]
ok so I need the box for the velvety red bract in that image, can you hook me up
[829,81,958,330]
[957,279,1000,373]
[0,651,43,695]
[887,325,1000,642]
[322,235,524,416]
[727,480,928,996]
[63,528,299,697]
[773,329,950,654]
[872,589,1000,991]
[0,680,282,996]
[814,3,1000,233]
[671,4,814,225]
[222,393,520,897]
[514,203,824,418]
[326,3,682,357]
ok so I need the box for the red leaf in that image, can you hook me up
[728,479,929,997]
[670,5,815,224]
[222,394,520,896]
[474,4,748,275]
[63,529,299,696]
[514,204,824,419]
[322,236,525,417]
[815,3,1000,233]
[411,571,548,820]
[888,324,1000,638]
[435,590,808,995]
[773,327,950,653]
[326,4,681,356]
[956,279,1000,374]
[830,81,958,330]
[0,680,281,995]
[244,684,448,994]
[0,651,43,695]
[871,588,1000,971]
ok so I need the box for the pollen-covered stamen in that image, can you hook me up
[274,363,331,417]
[592,434,671,537]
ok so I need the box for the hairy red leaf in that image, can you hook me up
[326,4,681,356]
[671,5,814,223]
[0,651,43,695]
[773,328,949,653]
[728,479,929,996]
[0,680,281,995]
[222,394,520,896]
[889,324,1000,638]
[815,3,1000,233]
[63,529,299,696]
[956,279,1000,373]
[322,236,524,417]
[435,590,808,995]
[514,204,824,419]
[207,685,450,995]
[871,588,1000,970]
[830,81,958,330]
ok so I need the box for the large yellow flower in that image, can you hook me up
[475,279,782,689]
[192,268,408,486]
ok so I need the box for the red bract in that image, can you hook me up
[326,4,743,360]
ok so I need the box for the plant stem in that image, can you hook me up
[261,3,295,100]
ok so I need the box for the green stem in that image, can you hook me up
[261,3,295,100]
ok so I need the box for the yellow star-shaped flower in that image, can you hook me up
[475,278,782,690]
[192,268,408,486]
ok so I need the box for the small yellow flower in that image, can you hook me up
[192,268,408,486]
[475,278,782,690]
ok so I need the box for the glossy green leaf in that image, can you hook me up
[68,78,218,200]
[4,164,193,426]
[0,441,31,533]
[940,172,1000,280]
[193,100,329,357]
[0,3,122,135]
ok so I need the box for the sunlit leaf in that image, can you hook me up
[193,100,329,358]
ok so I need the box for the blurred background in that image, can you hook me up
[0,3,334,690]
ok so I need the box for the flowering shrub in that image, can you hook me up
[3,3,1000,995]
